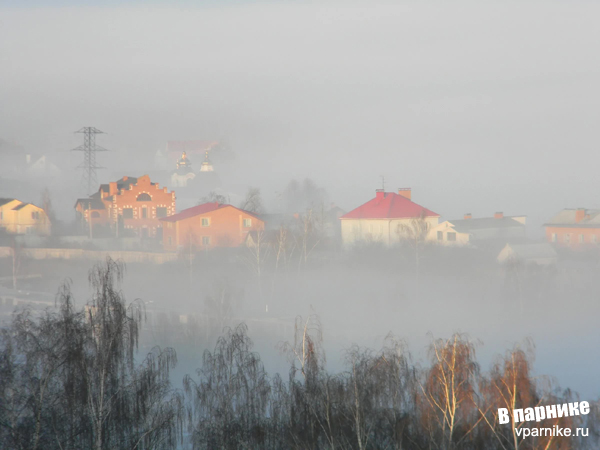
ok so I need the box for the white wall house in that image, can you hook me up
[340,189,440,247]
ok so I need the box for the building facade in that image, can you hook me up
[0,198,51,235]
[428,212,526,246]
[160,202,264,251]
[544,208,600,249]
[340,189,440,246]
[75,175,175,238]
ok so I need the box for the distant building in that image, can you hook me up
[0,198,51,235]
[429,212,527,246]
[0,147,62,180]
[199,151,214,172]
[24,154,61,178]
[340,189,440,246]
[74,175,175,238]
[244,230,280,249]
[497,243,558,266]
[544,208,600,249]
[427,220,471,246]
[160,202,264,251]
[171,151,196,187]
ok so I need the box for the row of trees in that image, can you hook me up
[1,260,597,449]
[183,316,597,449]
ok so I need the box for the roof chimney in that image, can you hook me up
[464,213,472,220]
[375,189,385,200]
[397,188,411,200]
[494,212,504,219]
[575,208,586,223]
[109,182,118,196]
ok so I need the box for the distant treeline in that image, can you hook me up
[0,259,597,449]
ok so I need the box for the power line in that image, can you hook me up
[71,127,108,196]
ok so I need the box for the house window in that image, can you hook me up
[157,207,167,218]
[136,193,152,201]
[201,218,210,227]
[447,232,456,242]
[0,211,2,220]
[564,234,570,243]
[123,208,133,219]
[551,233,557,242]
[141,207,148,219]
[579,234,585,243]
[31,211,39,219]
[202,236,210,246]
[243,218,252,228]
[437,231,443,240]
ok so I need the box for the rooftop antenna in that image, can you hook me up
[380,175,386,191]
[71,127,108,196]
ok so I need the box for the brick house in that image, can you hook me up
[544,208,600,248]
[75,175,175,238]
[340,188,440,246]
[160,202,264,251]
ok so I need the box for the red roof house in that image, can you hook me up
[340,188,440,246]
[160,202,264,251]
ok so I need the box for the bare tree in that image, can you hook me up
[198,190,228,205]
[10,238,22,291]
[293,208,324,269]
[39,187,55,234]
[397,209,431,285]
[0,258,184,450]
[418,333,480,449]
[183,323,272,449]
[239,187,264,214]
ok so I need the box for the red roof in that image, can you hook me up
[160,202,261,223]
[340,191,439,220]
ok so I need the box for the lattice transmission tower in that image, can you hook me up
[71,127,108,195]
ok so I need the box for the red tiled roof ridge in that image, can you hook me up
[340,191,439,220]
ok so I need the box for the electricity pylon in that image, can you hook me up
[71,127,108,195]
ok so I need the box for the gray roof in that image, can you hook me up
[450,216,525,234]
[0,198,15,207]
[12,203,29,210]
[75,198,105,209]
[544,208,600,228]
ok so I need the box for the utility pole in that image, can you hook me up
[88,202,93,239]
[71,127,108,196]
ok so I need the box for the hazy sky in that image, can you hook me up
[1,1,599,232]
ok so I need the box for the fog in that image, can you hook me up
[2,1,600,229]
[1,1,600,448]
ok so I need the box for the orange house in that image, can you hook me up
[160,202,264,251]
[75,175,175,238]
[544,208,600,249]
